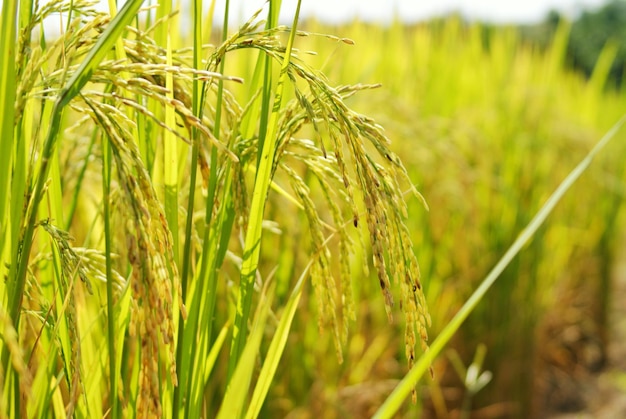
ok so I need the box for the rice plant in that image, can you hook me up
[0,0,431,417]
[4,0,626,417]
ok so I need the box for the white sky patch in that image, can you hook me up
[3,0,609,25]
[215,0,608,24]
[1,0,610,40]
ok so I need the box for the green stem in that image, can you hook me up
[173,0,222,415]
[227,0,302,381]
[0,2,19,406]
[102,132,118,419]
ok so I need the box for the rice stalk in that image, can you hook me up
[3,1,440,416]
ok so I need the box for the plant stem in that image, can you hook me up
[102,131,118,419]
[228,0,301,380]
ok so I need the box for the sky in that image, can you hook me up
[213,0,609,24]
[1,0,610,24]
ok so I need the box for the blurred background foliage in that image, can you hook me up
[521,0,626,88]
[243,2,626,416]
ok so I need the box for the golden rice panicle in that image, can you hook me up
[39,221,86,415]
[374,159,431,357]
[78,88,181,416]
[124,201,163,418]
[72,248,126,297]
[312,152,357,337]
[285,165,344,362]
[233,158,251,231]
[289,136,358,345]
[355,151,395,322]
[265,43,430,363]
[352,107,431,395]
[125,206,173,417]
[285,58,400,320]
[124,152,181,411]
[330,128,361,227]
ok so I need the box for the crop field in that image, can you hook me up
[1,0,625,418]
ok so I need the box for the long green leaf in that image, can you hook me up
[218,284,275,419]
[172,0,208,414]
[57,0,144,109]
[245,262,310,419]
[102,124,117,419]
[0,0,18,277]
[180,2,234,416]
